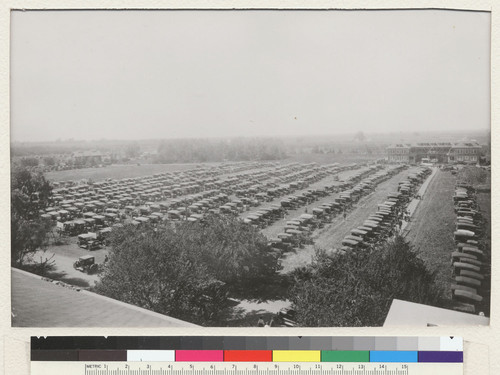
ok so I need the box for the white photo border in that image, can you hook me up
[0,1,498,374]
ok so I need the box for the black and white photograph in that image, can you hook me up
[10,9,491,327]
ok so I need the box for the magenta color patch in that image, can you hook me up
[175,350,224,362]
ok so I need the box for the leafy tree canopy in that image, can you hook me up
[288,236,441,327]
[458,166,487,186]
[11,166,53,266]
[95,214,284,325]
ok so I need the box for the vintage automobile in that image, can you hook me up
[73,255,99,274]
[77,233,101,250]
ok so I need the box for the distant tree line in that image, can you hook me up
[154,138,287,163]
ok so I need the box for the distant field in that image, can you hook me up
[45,163,211,182]
[286,154,381,165]
[44,157,379,183]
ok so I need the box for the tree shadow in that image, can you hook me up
[19,264,91,288]
[226,307,276,327]
[230,273,292,302]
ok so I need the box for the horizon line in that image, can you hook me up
[10,128,490,144]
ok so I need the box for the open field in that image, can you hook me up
[44,163,209,182]
[287,153,385,165]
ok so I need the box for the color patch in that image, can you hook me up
[78,350,127,362]
[419,351,463,363]
[273,350,321,362]
[370,351,418,363]
[127,350,175,362]
[321,350,370,362]
[175,350,223,362]
[440,337,463,351]
[321,351,369,362]
[31,350,79,362]
[224,350,272,362]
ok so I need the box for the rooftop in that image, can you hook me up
[384,299,489,327]
[11,268,198,327]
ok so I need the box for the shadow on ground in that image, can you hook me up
[19,264,91,288]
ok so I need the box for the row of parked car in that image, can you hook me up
[49,161,340,208]
[337,166,431,252]
[42,162,367,237]
[266,165,412,254]
[43,163,378,258]
[452,181,488,311]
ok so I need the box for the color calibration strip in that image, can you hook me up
[31,336,463,364]
[31,349,463,363]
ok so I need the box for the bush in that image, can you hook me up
[288,236,441,326]
[457,166,487,186]
[94,215,284,325]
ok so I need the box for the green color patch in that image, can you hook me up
[321,351,370,362]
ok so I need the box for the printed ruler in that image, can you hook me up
[31,361,462,375]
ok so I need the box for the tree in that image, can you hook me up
[94,224,229,325]
[124,142,141,159]
[43,156,56,166]
[20,157,39,167]
[175,214,283,298]
[155,138,287,164]
[11,218,52,267]
[94,215,284,325]
[288,236,441,327]
[11,167,52,219]
[458,166,487,186]
[354,131,365,142]
[11,166,53,266]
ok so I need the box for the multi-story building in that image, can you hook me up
[386,144,411,163]
[387,142,481,164]
[447,142,482,164]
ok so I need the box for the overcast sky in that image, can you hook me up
[10,10,490,142]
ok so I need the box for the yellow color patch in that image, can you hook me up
[272,350,321,362]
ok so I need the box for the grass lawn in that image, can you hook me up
[405,168,491,315]
[45,163,207,182]
[404,169,457,303]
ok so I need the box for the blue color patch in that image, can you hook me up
[370,351,418,362]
